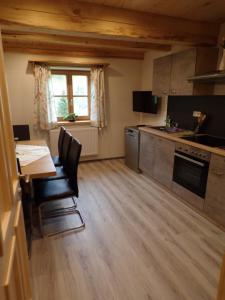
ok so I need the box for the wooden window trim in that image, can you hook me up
[51,69,90,121]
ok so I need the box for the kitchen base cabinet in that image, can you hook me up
[204,154,225,226]
[153,138,175,189]
[139,130,225,229]
[139,131,155,177]
[139,131,175,189]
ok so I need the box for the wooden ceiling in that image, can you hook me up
[78,0,225,22]
[0,0,223,59]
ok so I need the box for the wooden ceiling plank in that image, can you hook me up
[0,1,219,45]
[76,0,225,23]
[0,0,224,23]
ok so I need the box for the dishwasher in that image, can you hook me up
[124,126,140,173]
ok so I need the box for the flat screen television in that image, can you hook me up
[133,91,158,114]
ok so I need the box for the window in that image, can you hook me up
[51,70,90,121]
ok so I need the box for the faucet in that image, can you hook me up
[194,113,206,135]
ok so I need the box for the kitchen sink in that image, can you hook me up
[148,126,184,133]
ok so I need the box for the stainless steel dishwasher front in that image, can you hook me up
[124,126,140,173]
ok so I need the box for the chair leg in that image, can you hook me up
[38,205,44,238]
[38,197,85,237]
[47,209,85,237]
[74,209,85,230]
[41,197,77,218]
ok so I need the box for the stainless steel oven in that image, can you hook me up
[173,143,210,198]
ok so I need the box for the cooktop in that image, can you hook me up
[181,134,225,148]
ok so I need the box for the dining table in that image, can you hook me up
[15,139,56,254]
[16,139,56,179]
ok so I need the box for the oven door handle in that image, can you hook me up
[174,152,206,167]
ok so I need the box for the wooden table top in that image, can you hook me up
[17,139,56,179]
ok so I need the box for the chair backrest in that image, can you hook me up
[13,124,30,141]
[58,126,66,159]
[61,131,72,166]
[66,138,82,197]
[16,158,22,175]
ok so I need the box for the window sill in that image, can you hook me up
[57,120,91,126]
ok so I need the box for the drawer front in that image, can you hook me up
[172,182,204,210]
[139,132,155,176]
[153,138,175,188]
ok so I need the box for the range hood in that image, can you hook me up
[188,46,225,83]
[188,71,225,83]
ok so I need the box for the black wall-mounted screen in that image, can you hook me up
[167,95,225,138]
[133,91,158,114]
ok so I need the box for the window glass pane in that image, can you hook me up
[52,75,67,96]
[54,97,69,117]
[72,75,88,95]
[73,97,88,116]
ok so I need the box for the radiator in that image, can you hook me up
[50,126,98,157]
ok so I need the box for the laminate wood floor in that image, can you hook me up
[31,159,225,300]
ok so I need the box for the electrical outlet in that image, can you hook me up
[193,111,201,118]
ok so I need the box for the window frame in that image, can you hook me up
[51,69,91,122]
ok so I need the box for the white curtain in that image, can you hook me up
[33,64,57,132]
[90,66,107,129]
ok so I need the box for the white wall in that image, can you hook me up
[4,52,141,159]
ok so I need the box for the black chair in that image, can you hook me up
[33,138,85,236]
[17,158,33,256]
[13,124,30,141]
[52,126,66,166]
[41,130,72,181]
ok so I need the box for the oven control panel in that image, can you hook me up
[175,143,211,162]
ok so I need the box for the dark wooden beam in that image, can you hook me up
[2,31,172,52]
[3,39,145,59]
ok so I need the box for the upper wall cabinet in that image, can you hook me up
[170,49,196,95]
[152,47,218,96]
[152,55,172,96]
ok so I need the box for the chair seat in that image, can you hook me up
[33,178,75,205]
[52,155,61,167]
[48,166,67,180]
[36,166,67,181]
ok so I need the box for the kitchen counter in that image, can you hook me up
[139,126,225,157]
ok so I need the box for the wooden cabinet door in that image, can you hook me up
[170,48,196,95]
[139,131,156,177]
[217,253,225,300]
[152,55,172,96]
[0,30,31,300]
[153,137,175,188]
[204,154,225,226]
